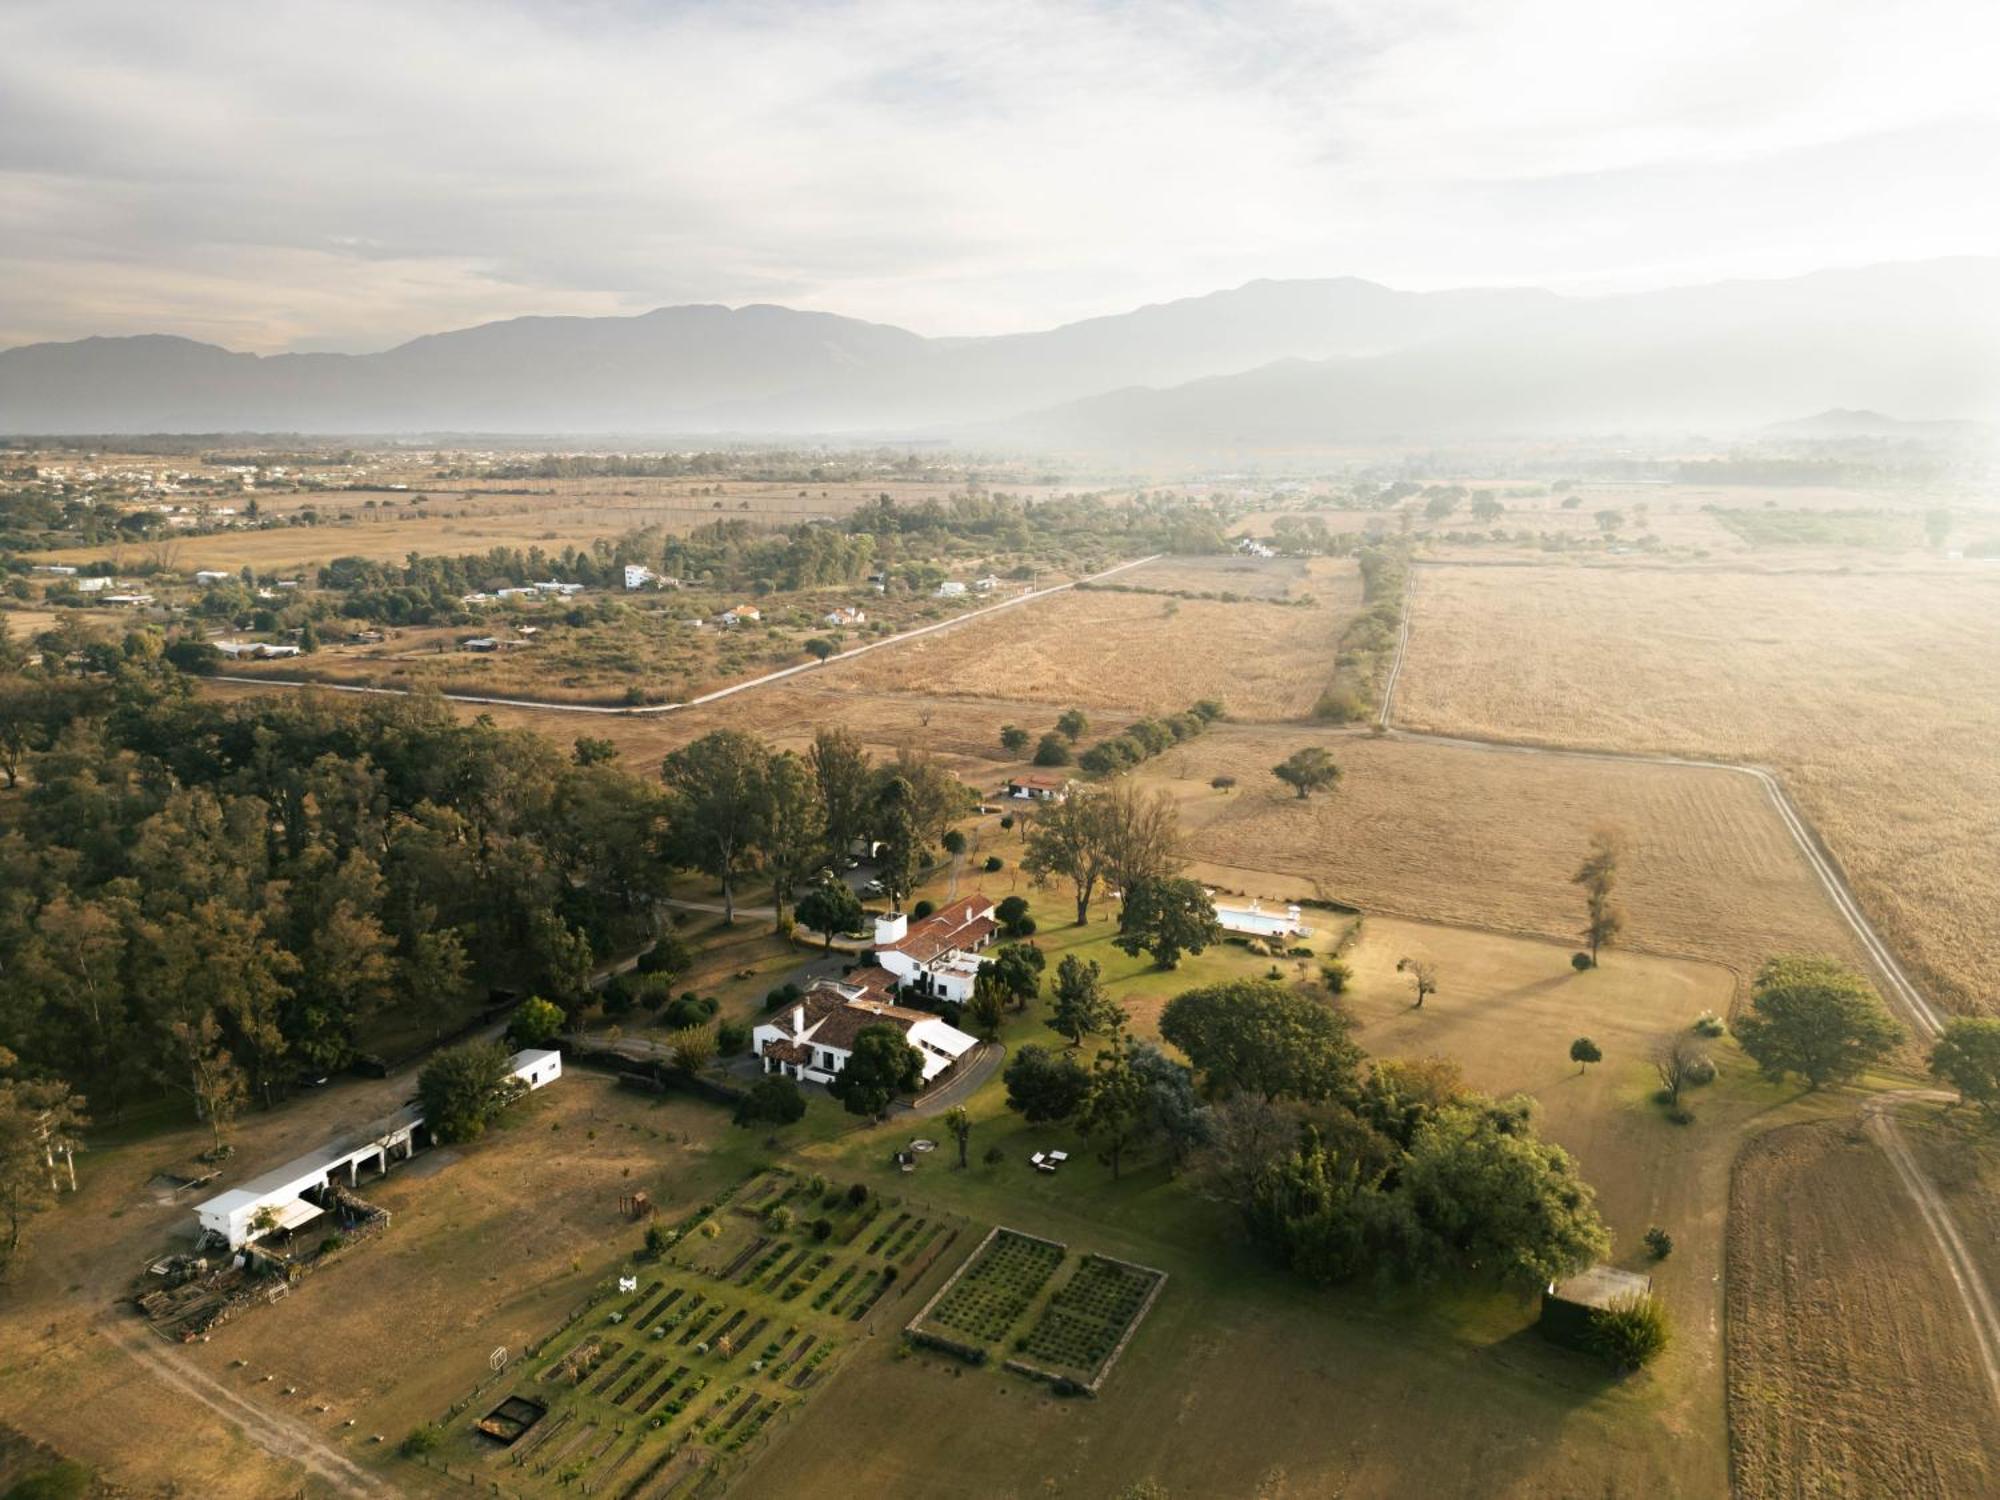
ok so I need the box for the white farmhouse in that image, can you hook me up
[752,978,978,1088]
[193,569,233,585]
[623,564,656,589]
[870,895,1000,1005]
[76,576,114,593]
[935,580,968,599]
[822,606,866,627]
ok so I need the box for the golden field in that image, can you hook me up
[1394,562,2000,1014]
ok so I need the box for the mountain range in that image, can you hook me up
[3,259,1995,450]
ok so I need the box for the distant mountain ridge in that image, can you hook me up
[3,260,1995,446]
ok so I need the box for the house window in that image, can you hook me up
[819,1050,837,1071]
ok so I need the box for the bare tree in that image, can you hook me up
[1396,957,1439,1009]
[1652,1033,1706,1107]
[1573,829,1625,965]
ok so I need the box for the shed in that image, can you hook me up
[1539,1264,1652,1349]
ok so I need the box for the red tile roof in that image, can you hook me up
[880,894,998,964]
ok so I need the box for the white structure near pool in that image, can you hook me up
[1212,898,1312,939]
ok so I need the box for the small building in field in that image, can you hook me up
[935,580,968,599]
[1005,771,1071,802]
[752,976,978,1088]
[193,569,233,585]
[871,895,999,1004]
[718,604,762,626]
[216,640,302,660]
[822,606,866,627]
[973,575,999,592]
[534,580,584,596]
[1539,1264,1652,1350]
[76,576,115,593]
[102,593,155,607]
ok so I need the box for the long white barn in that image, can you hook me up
[192,1048,560,1250]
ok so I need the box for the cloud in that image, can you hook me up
[1,0,1994,350]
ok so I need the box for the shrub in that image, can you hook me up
[1588,1294,1671,1373]
[734,1076,807,1128]
[1682,1054,1717,1086]
[764,982,802,1013]
[1210,775,1237,791]
[1692,1011,1726,1037]
[806,1172,828,1195]
[984,855,1004,873]
[983,1144,1005,1165]
[812,1217,834,1242]
[637,930,692,979]
[698,1219,721,1239]
[601,987,635,1018]
[766,1205,795,1233]
[1319,959,1352,994]
[1665,1104,1696,1125]
[400,1423,445,1457]
[1643,1226,1674,1260]
[317,1234,346,1257]
[716,1020,751,1056]
[913,899,935,920]
[3,1463,92,1500]
[1571,952,1595,971]
[663,995,717,1030]
[996,895,1030,933]
[1012,916,1037,937]
[1312,683,1368,723]
[1033,733,1072,766]
[847,1182,870,1206]
[645,1222,672,1258]
[508,994,567,1048]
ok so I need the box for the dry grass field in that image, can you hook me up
[1134,723,1861,995]
[1117,552,1331,600]
[1727,1117,2000,1497]
[816,562,1360,722]
[0,1070,767,1498]
[1394,562,2000,1014]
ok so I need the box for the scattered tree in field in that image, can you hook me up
[1056,708,1090,743]
[996,894,1032,936]
[1210,775,1236,792]
[661,729,768,925]
[1272,747,1342,800]
[1395,957,1439,1009]
[988,942,1045,1010]
[1733,955,1902,1089]
[1569,1037,1602,1073]
[828,1025,923,1116]
[1651,1033,1707,1108]
[943,1105,972,1168]
[795,877,864,953]
[1099,782,1185,895]
[1033,733,1072,767]
[1643,1226,1674,1259]
[669,1022,718,1074]
[1161,979,1361,1102]
[1930,1019,2000,1117]
[1000,724,1031,756]
[734,1076,807,1128]
[1050,954,1117,1045]
[1021,790,1114,924]
[637,930,692,981]
[942,828,967,898]
[1572,830,1624,965]
[1079,1034,1150,1179]
[803,636,837,662]
[1003,1043,1092,1124]
[573,735,619,766]
[418,1040,523,1143]
[508,996,566,1049]
[1589,1294,1671,1373]
[1115,877,1221,969]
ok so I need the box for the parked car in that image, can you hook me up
[861,879,887,897]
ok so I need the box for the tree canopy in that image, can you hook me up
[1160,980,1361,1102]
[1115,876,1221,969]
[418,1040,523,1143]
[828,1025,923,1116]
[1732,955,1902,1088]
[1272,746,1342,799]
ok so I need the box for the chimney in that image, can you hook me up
[793,1003,806,1033]
[874,911,909,946]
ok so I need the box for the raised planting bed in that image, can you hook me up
[1012,1253,1167,1393]
[909,1228,1066,1354]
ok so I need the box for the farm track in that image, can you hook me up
[209,552,1163,717]
[1386,563,1995,1435]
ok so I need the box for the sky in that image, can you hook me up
[2,0,1996,353]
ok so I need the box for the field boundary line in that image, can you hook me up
[1861,1092,2000,1413]
[207,552,1162,718]
[1384,564,1943,1039]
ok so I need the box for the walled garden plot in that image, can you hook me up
[906,1228,1166,1392]
[410,1167,968,1498]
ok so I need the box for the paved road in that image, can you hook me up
[210,552,1162,717]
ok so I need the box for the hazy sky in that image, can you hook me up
[3,0,1996,353]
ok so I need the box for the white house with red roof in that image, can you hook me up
[871,895,1000,1004]
[752,974,979,1087]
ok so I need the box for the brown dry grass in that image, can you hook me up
[1132,724,1862,995]
[814,565,1360,722]
[1395,563,2000,1013]
[1727,1117,2000,1497]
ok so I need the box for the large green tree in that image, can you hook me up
[828,1025,923,1117]
[1021,789,1114,925]
[1161,979,1361,1102]
[795,877,864,954]
[1050,954,1117,1046]
[1003,1043,1092,1124]
[1272,746,1342,800]
[661,729,770,924]
[809,726,874,864]
[756,750,826,926]
[1733,955,1902,1089]
[418,1040,523,1143]
[1115,876,1221,969]
[1931,1019,2000,1117]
